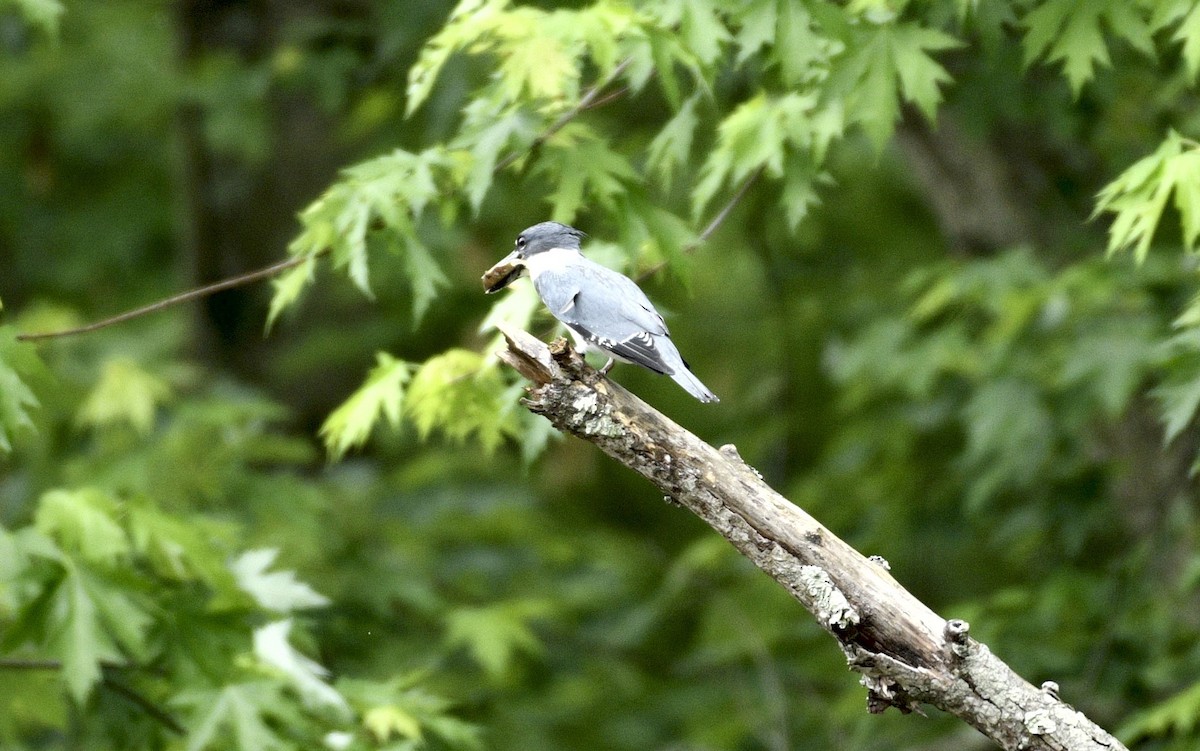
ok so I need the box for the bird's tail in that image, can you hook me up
[671,365,719,403]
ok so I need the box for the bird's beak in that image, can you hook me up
[482,251,526,294]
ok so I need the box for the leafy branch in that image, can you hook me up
[11,57,635,345]
[0,658,184,735]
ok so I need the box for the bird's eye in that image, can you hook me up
[517,236,526,250]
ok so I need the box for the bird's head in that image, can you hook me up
[482,222,586,293]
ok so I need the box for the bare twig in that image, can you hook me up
[15,252,326,343]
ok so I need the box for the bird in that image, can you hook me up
[482,221,719,403]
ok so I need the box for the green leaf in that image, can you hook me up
[175,682,290,751]
[402,237,449,324]
[364,704,423,743]
[478,280,542,335]
[265,255,317,332]
[54,570,109,703]
[40,564,149,703]
[1094,131,1200,260]
[290,148,456,302]
[780,153,828,231]
[646,93,700,187]
[126,501,235,585]
[961,379,1052,510]
[692,92,835,216]
[9,0,64,36]
[692,94,782,216]
[1173,3,1200,80]
[494,8,581,104]
[35,488,130,567]
[1118,681,1200,743]
[774,0,835,87]
[319,352,413,459]
[1161,378,1200,443]
[1022,0,1154,94]
[230,549,330,612]
[458,101,535,211]
[536,124,637,223]
[0,327,41,454]
[406,349,519,452]
[406,0,509,116]
[86,570,152,663]
[77,357,171,436]
[444,602,548,678]
[253,619,348,712]
[340,677,483,750]
[735,0,776,63]
[677,0,732,67]
[836,22,959,150]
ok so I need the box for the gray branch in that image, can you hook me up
[496,324,1127,751]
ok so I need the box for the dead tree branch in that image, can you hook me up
[495,324,1127,751]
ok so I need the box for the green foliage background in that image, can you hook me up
[4,0,1200,749]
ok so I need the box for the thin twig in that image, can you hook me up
[102,675,186,736]
[636,165,765,282]
[532,165,765,339]
[0,652,163,671]
[493,57,633,173]
[582,86,629,111]
[0,658,185,735]
[15,252,326,343]
[697,165,765,245]
[0,658,67,670]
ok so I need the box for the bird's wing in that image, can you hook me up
[534,258,677,375]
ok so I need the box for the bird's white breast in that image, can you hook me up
[522,247,582,281]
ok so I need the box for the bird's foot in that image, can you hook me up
[599,358,614,375]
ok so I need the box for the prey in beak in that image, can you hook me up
[482,251,526,293]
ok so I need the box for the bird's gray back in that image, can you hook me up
[533,255,667,337]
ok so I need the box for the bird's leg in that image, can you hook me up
[600,358,615,375]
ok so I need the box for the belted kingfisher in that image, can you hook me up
[483,221,719,403]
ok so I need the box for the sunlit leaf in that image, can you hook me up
[77,357,171,436]
[231,549,330,612]
[319,352,413,459]
[406,349,519,452]
[35,488,130,566]
[1094,131,1200,261]
[266,255,317,332]
[339,677,483,749]
[253,619,348,712]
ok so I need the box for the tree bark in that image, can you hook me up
[495,324,1128,751]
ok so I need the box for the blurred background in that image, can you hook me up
[2,1,1200,750]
